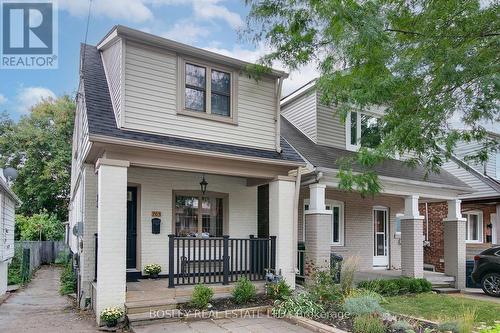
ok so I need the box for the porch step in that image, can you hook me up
[432,287,461,294]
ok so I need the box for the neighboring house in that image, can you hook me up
[280,80,471,286]
[0,176,20,297]
[70,26,476,323]
[419,134,500,272]
[70,25,304,322]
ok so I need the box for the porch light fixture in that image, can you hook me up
[200,175,208,195]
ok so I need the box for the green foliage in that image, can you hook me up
[144,264,162,276]
[232,277,256,304]
[190,284,214,309]
[456,307,478,333]
[478,323,500,333]
[272,293,325,318]
[307,268,343,305]
[15,213,64,241]
[60,260,76,295]
[340,256,359,297]
[343,294,384,316]
[100,307,124,323]
[391,320,414,332]
[437,322,460,333]
[353,314,386,333]
[7,246,23,285]
[266,279,292,301]
[358,278,432,296]
[54,249,70,265]
[0,96,75,221]
[244,0,500,196]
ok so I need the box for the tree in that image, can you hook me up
[0,96,75,221]
[15,213,64,241]
[245,0,499,195]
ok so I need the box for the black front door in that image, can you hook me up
[257,184,269,238]
[127,187,137,269]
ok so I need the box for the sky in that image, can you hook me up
[0,0,318,121]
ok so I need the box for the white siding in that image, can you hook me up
[0,192,15,261]
[101,39,123,126]
[281,90,317,141]
[123,42,277,150]
[127,167,258,274]
[316,97,346,149]
[443,159,498,199]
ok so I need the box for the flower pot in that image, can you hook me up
[149,273,159,279]
[105,319,117,328]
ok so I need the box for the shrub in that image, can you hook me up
[272,293,324,318]
[266,280,292,301]
[232,277,256,304]
[190,284,214,309]
[144,264,162,276]
[437,322,460,333]
[357,278,432,296]
[340,256,359,297]
[15,213,64,241]
[457,306,477,333]
[55,249,70,266]
[353,314,386,333]
[7,246,23,285]
[307,268,343,305]
[343,294,384,316]
[478,323,500,333]
[60,260,76,295]
[391,320,414,332]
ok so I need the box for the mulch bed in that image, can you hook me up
[179,295,274,312]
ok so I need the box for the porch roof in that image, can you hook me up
[281,117,469,189]
[79,44,304,165]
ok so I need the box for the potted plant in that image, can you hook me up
[100,307,124,328]
[144,264,162,279]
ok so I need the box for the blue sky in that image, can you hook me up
[0,0,317,120]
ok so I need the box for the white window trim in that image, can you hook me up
[395,213,404,238]
[372,206,389,259]
[464,211,483,244]
[177,56,239,125]
[303,199,345,246]
[345,110,381,151]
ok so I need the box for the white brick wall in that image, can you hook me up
[401,218,424,278]
[299,188,405,271]
[444,219,466,289]
[0,261,7,296]
[127,167,258,274]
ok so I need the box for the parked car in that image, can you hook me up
[471,246,500,297]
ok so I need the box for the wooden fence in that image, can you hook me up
[14,241,67,280]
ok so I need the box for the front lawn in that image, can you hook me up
[384,293,500,324]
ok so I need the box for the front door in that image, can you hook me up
[127,187,137,269]
[373,207,389,268]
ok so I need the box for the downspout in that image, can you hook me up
[425,202,429,242]
[275,77,284,153]
[292,167,303,275]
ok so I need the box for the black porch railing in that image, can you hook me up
[168,235,276,288]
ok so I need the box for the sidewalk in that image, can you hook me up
[0,265,99,333]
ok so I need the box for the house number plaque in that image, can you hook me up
[151,211,161,217]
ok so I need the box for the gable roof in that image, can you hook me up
[281,116,469,189]
[0,177,20,204]
[80,44,303,164]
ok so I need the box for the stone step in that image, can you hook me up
[127,312,182,325]
[432,287,460,294]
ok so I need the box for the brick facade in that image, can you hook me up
[420,201,496,273]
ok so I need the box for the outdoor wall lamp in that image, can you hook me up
[200,175,208,195]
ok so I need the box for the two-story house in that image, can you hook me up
[70,26,474,324]
[280,80,472,288]
[418,133,500,273]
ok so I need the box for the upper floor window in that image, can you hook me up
[346,111,382,151]
[179,58,237,124]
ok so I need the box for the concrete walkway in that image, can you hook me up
[131,317,314,333]
[0,265,98,333]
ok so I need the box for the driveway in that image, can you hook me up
[0,265,98,333]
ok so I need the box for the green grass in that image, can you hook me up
[383,293,500,324]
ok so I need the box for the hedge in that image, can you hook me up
[357,277,432,296]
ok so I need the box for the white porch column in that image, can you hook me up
[443,199,466,290]
[401,195,424,278]
[269,176,296,289]
[95,158,129,322]
[304,184,332,276]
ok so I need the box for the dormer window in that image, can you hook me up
[179,57,237,124]
[346,111,382,151]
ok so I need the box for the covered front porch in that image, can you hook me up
[90,142,303,322]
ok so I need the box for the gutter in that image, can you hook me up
[275,77,284,153]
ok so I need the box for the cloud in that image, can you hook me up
[204,44,319,96]
[0,94,7,105]
[59,0,154,23]
[15,87,56,114]
[161,20,211,44]
[191,1,243,29]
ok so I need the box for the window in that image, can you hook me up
[395,213,404,236]
[464,211,483,243]
[303,199,344,246]
[174,192,226,237]
[179,58,236,123]
[346,111,382,150]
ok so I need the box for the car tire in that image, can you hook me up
[481,273,500,297]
